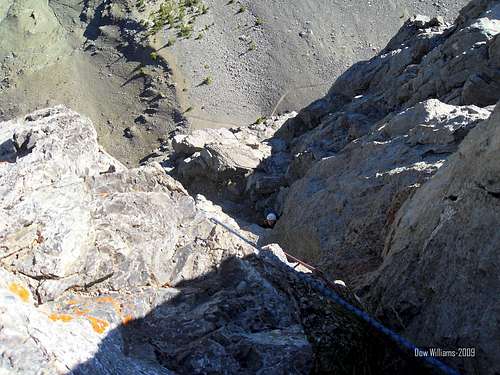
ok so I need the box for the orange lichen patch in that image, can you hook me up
[122,315,133,325]
[95,296,115,303]
[8,282,30,302]
[66,299,78,306]
[93,296,134,327]
[98,192,110,198]
[96,296,123,316]
[87,316,109,334]
[73,308,91,316]
[49,313,74,323]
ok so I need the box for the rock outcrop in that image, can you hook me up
[272,100,491,282]
[0,107,426,374]
[165,113,296,214]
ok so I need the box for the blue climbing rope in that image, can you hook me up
[209,217,460,375]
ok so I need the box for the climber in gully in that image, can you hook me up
[263,212,278,228]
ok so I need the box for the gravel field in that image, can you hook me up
[164,0,467,128]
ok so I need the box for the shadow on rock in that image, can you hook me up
[71,254,435,375]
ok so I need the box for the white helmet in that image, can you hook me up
[266,213,277,221]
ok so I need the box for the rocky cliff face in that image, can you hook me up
[367,104,500,375]
[0,106,430,374]
[271,2,500,279]
[1,0,499,374]
[163,1,500,373]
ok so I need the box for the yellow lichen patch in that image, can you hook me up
[8,282,30,302]
[122,315,133,325]
[87,316,109,334]
[49,313,74,323]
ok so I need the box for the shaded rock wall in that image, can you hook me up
[267,0,500,283]
[273,100,491,283]
[366,104,500,375]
